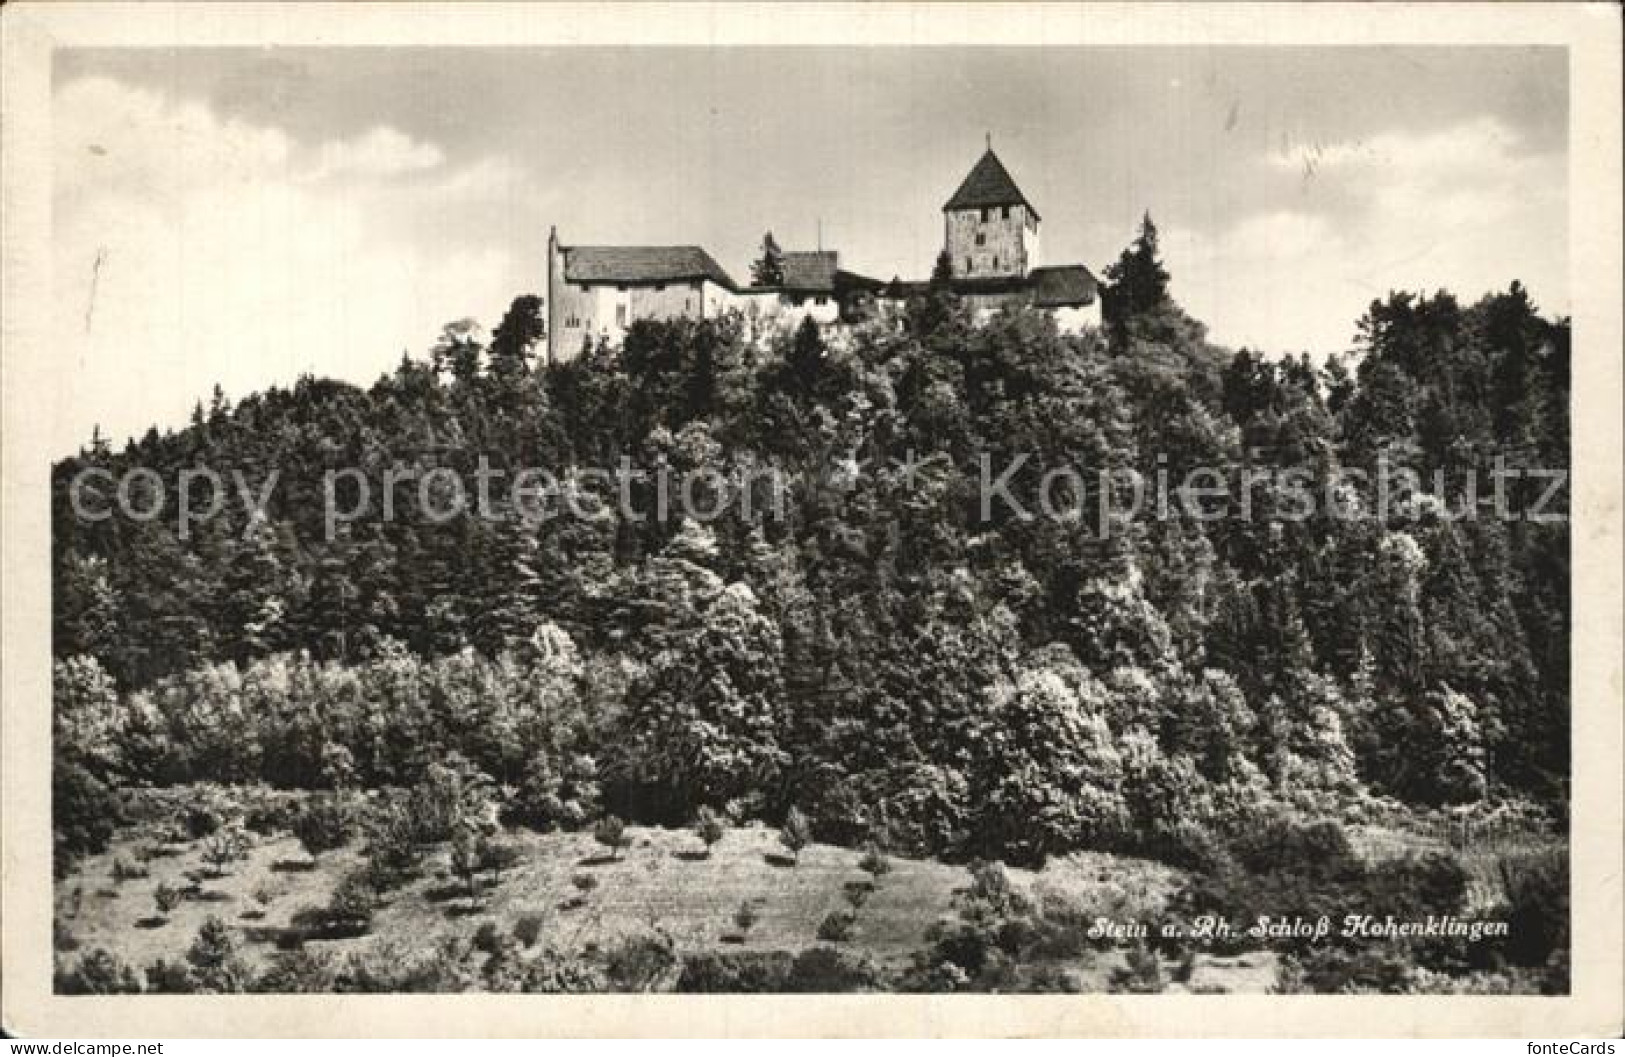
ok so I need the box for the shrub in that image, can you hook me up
[336,938,478,993]
[202,826,249,877]
[52,762,121,873]
[244,798,297,837]
[786,946,886,992]
[692,806,725,857]
[733,900,759,939]
[153,882,182,918]
[816,909,857,943]
[186,915,251,992]
[778,807,812,864]
[183,804,224,840]
[593,815,629,861]
[603,930,678,992]
[844,884,871,910]
[56,949,143,994]
[143,957,199,994]
[255,950,336,993]
[111,855,149,883]
[449,828,489,905]
[858,842,891,879]
[1108,945,1164,993]
[1275,948,1417,994]
[291,796,354,860]
[332,870,378,934]
[53,919,82,952]
[513,912,548,948]
[676,951,794,992]
[482,838,524,884]
[572,872,598,895]
[472,919,503,955]
[362,802,425,891]
[520,948,609,993]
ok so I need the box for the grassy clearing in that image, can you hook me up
[59,816,1261,989]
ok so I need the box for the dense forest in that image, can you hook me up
[53,217,1571,880]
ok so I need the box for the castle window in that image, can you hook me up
[975,232,986,246]
[965,257,973,274]
[655,283,666,292]
[815,295,828,306]
[617,284,627,292]
[980,207,990,222]
[615,304,627,327]
[1001,205,1010,219]
[993,256,1000,270]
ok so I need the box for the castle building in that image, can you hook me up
[938,146,1099,330]
[543,147,1100,363]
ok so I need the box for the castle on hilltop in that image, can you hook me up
[544,146,1100,363]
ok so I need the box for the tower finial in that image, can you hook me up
[986,130,992,150]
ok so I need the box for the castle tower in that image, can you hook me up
[942,144,1041,280]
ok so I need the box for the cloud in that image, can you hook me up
[51,77,523,456]
[1166,117,1565,355]
[305,126,447,180]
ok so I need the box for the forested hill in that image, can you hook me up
[52,221,1571,861]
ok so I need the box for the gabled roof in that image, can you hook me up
[563,245,737,291]
[943,148,1039,220]
[875,264,1097,307]
[1029,265,1098,307]
[778,250,839,293]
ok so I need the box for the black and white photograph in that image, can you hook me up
[3,0,1622,1040]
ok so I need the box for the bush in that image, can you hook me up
[513,912,547,948]
[186,915,251,992]
[291,796,355,860]
[111,855,149,883]
[858,842,892,880]
[143,957,199,993]
[817,909,857,943]
[733,900,759,939]
[184,804,224,840]
[1276,948,1416,994]
[255,950,336,993]
[594,815,629,861]
[324,870,376,937]
[779,807,812,864]
[675,951,794,992]
[472,919,503,955]
[1108,945,1164,993]
[692,806,725,857]
[572,872,599,895]
[56,948,143,994]
[786,946,885,992]
[336,938,477,993]
[603,930,678,992]
[202,826,249,877]
[361,802,424,891]
[244,797,296,836]
[52,762,121,872]
[520,948,608,993]
[153,882,182,918]
[54,919,81,952]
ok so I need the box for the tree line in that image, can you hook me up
[53,216,1571,868]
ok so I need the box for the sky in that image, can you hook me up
[51,46,1567,455]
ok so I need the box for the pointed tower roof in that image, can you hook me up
[942,148,1040,220]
